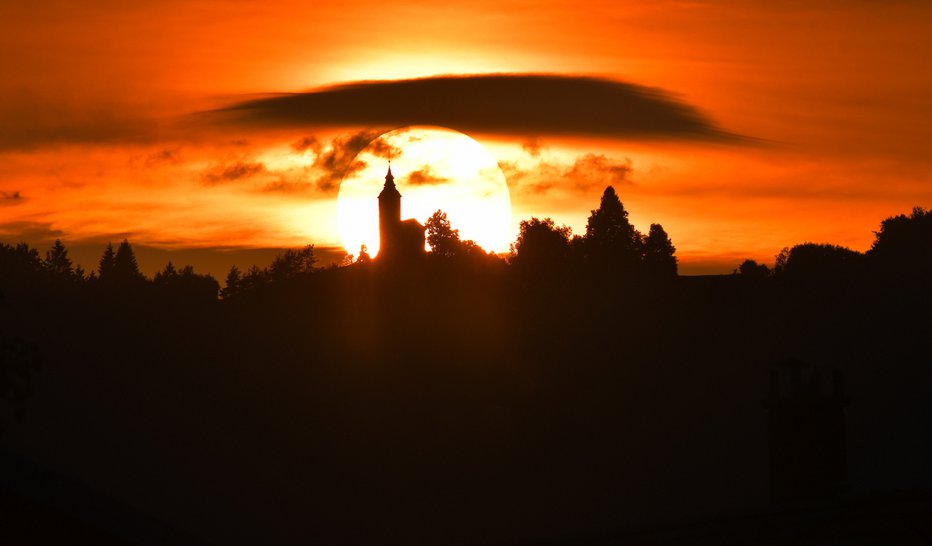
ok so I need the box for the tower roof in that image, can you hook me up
[379,163,401,198]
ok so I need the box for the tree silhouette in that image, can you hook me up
[643,223,678,278]
[268,245,317,282]
[426,210,462,258]
[43,239,74,278]
[0,243,42,286]
[510,217,573,270]
[97,242,116,280]
[774,247,790,276]
[221,265,242,299]
[154,261,178,284]
[113,239,144,282]
[582,186,642,271]
[154,261,219,302]
[425,209,484,260]
[735,259,771,279]
[780,243,863,280]
[868,206,932,276]
[239,265,266,293]
[356,244,372,264]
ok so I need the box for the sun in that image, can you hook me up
[336,126,512,257]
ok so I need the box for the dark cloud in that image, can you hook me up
[260,178,315,194]
[0,221,64,243]
[291,136,321,154]
[150,148,180,162]
[210,74,742,142]
[500,153,634,196]
[145,147,182,166]
[405,166,449,186]
[1,191,23,205]
[311,130,401,192]
[202,160,267,185]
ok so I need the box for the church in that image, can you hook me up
[378,164,425,261]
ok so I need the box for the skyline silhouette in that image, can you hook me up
[3,2,932,544]
[2,193,930,544]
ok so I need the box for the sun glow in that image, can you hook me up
[336,126,512,257]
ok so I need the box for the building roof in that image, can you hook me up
[378,164,401,199]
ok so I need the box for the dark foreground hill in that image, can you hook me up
[1,256,930,544]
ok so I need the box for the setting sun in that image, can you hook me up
[336,126,512,257]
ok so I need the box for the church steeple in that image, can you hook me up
[379,162,400,198]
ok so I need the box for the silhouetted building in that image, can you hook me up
[378,164,425,262]
[765,359,848,502]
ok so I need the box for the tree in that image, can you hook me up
[0,243,42,287]
[98,242,116,280]
[773,247,790,276]
[154,261,219,302]
[239,265,266,293]
[153,261,178,284]
[643,223,678,278]
[510,217,573,270]
[113,239,144,282]
[356,244,372,264]
[582,186,642,270]
[779,243,863,280]
[220,265,242,299]
[868,206,932,276]
[425,210,485,261]
[735,259,771,279]
[44,239,74,278]
[268,245,317,282]
[426,210,462,258]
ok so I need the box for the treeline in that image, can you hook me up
[0,186,679,302]
[735,206,932,282]
[2,190,930,304]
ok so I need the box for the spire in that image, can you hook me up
[379,161,401,198]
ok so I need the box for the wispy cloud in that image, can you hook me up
[201,160,267,185]
[1,190,24,205]
[0,221,63,242]
[405,165,449,186]
[310,130,400,192]
[500,153,634,196]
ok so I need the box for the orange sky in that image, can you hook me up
[2,1,931,275]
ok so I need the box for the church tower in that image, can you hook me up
[378,164,402,258]
[376,163,425,262]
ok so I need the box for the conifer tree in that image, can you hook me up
[98,242,116,280]
[113,239,144,281]
[220,265,242,299]
[582,186,642,270]
[44,239,73,278]
[154,261,178,284]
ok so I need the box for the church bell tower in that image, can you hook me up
[378,164,402,258]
